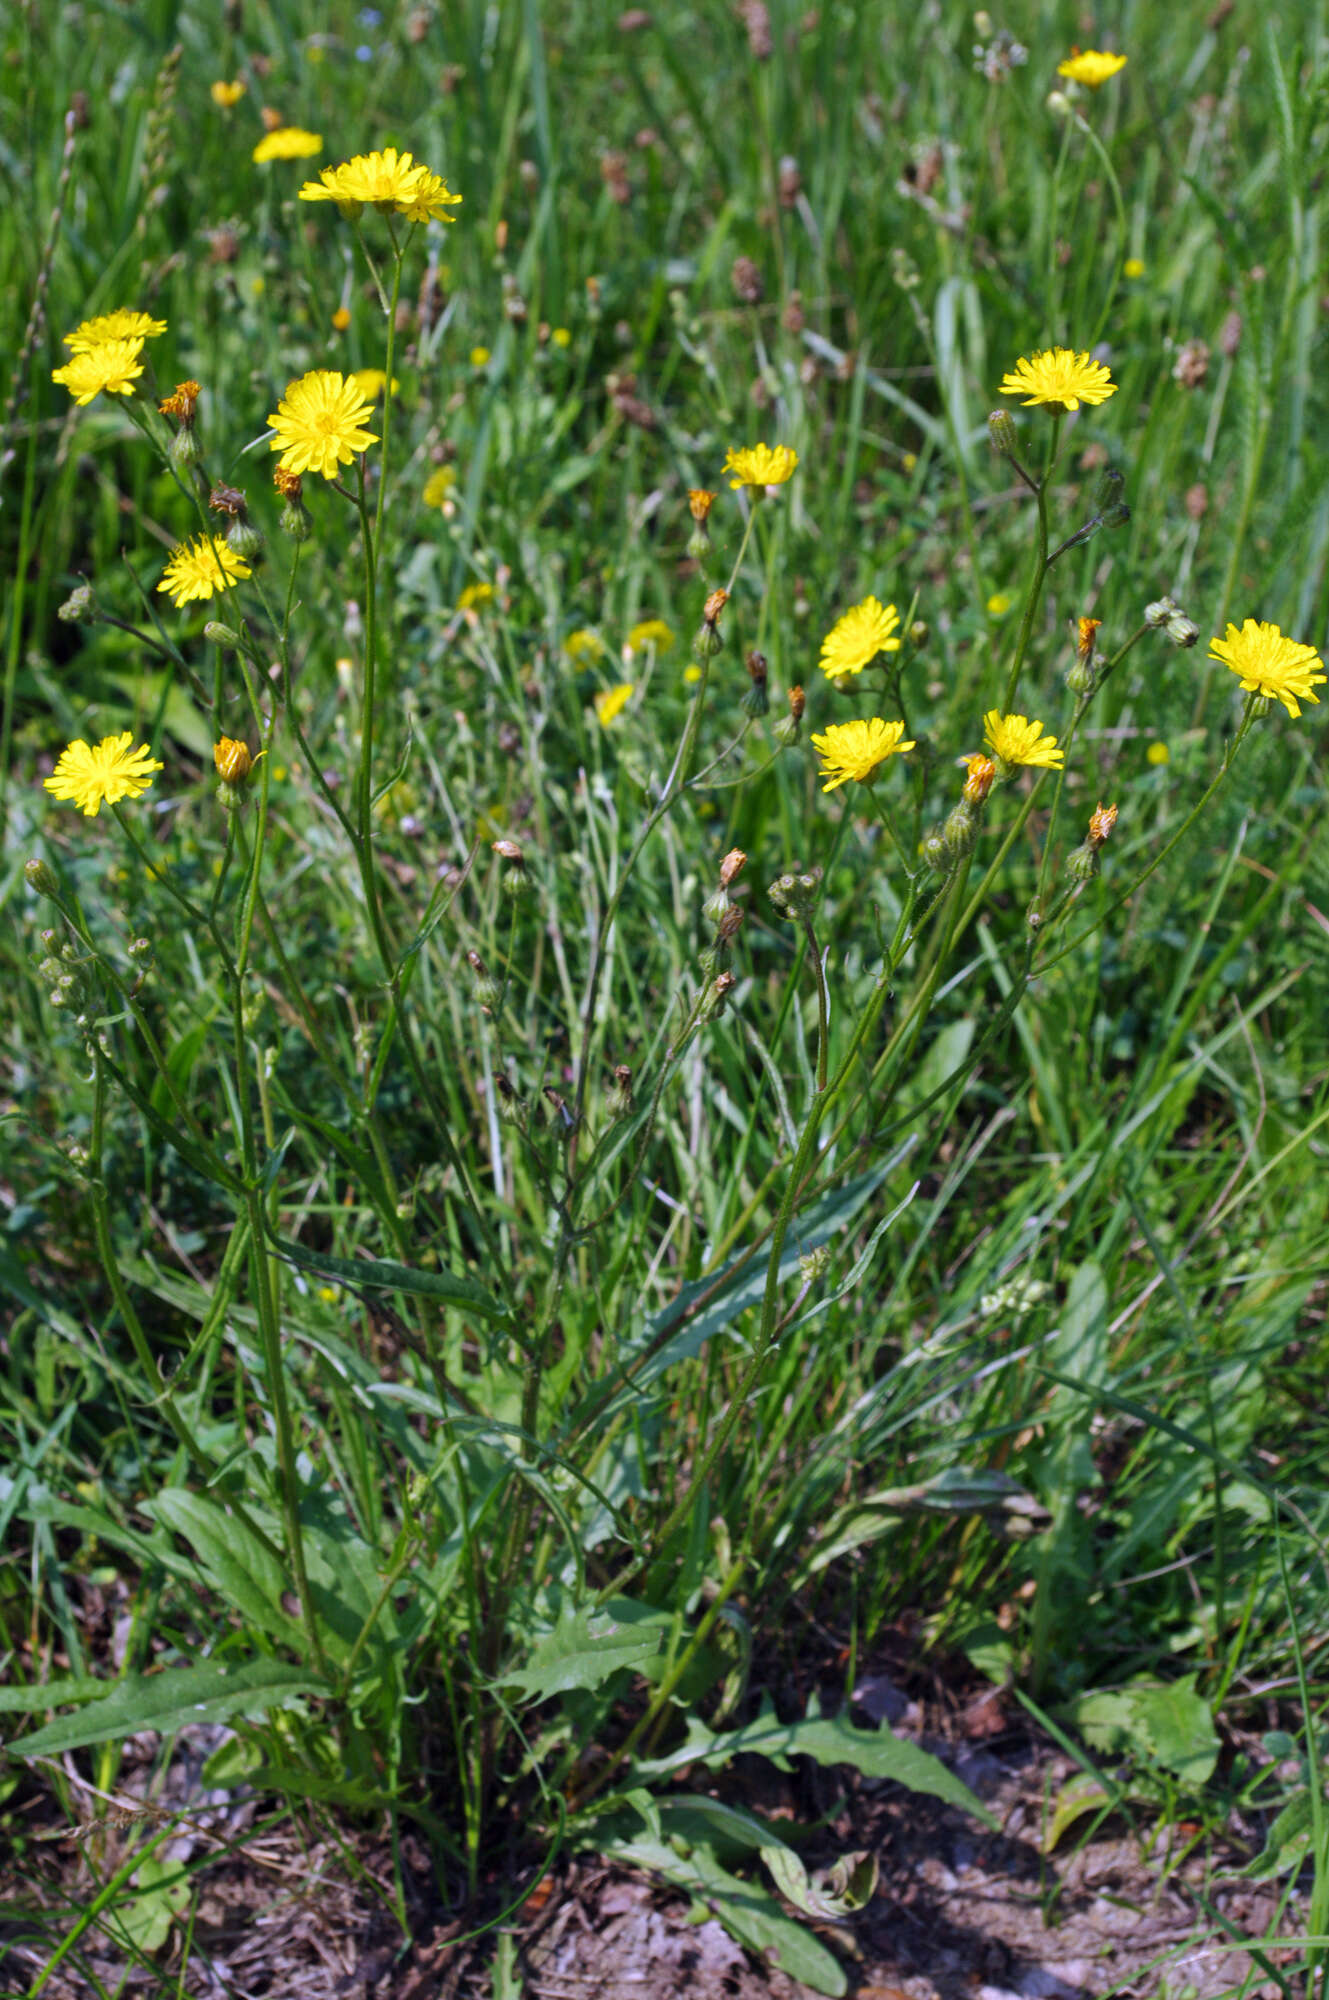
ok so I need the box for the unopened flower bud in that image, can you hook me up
[700,969,737,1020]
[741,681,769,717]
[775,684,805,744]
[1250,693,1273,718]
[943,798,978,857]
[494,1073,523,1123]
[213,737,256,808]
[1047,88,1071,116]
[923,830,949,872]
[57,582,96,624]
[702,884,731,926]
[1094,467,1124,513]
[542,1086,577,1138]
[493,836,529,898]
[1145,595,1178,627]
[466,948,500,1012]
[1164,610,1199,648]
[605,1064,634,1120]
[1101,498,1130,530]
[226,515,264,561]
[768,870,819,917]
[1065,657,1096,695]
[692,621,723,660]
[1066,844,1099,883]
[168,426,203,473]
[909,619,929,646]
[204,620,242,648]
[24,857,59,898]
[988,409,1018,458]
[127,936,153,960]
[798,1243,831,1285]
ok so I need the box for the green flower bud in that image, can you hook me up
[943,799,978,857]
[280,497,314,542]
[1164,611,1199,648]
[922,830,949,872]
[226,516,264,562]
[25,857,60,898]
[167,426,202,473]
[1065,658,1096,695]
[57,582,96,624]
[768,870,819,917]
[798,1244,831,1285]
[1066,843,1099,883]
[773,711,801,746]
[204,620,242,648]
[988,409,1018,458]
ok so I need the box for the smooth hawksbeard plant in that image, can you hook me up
[267,370,379,481]
[819,596,902,681]
[998,348,1117,412]
[983,711,1065,771]
[1208,619,1326,718]
[1056,48,1127,86]
[63,309,167,353]
[253,126,324,163]
[43,734,163,817]
[298,146,462,223]
[811,717,914,790]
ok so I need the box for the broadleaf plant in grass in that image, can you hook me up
[5,7,1329,1988]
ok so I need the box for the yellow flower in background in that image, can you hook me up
[819,596,901,680]
[157,536,252,607]
[983,710,1065,770]
[423,466,456,508]
[210,79,246,107]
[457,581,494,611]
[1208,619,1326,718]
[1057,49,1127,87]
[627,619,674,653]
[999,347,1117,412]
[987,593,1013,617]
[552,326,572,347]
[44,732,163,817]
[683,664,703,684]
[564,629,606,662]
[594,682,635,727]
[63,309,166,352]
[299,147,459,221]
[267,368,378,479]
[51,339,146,405]
[470,345,492,367]
[811,717,915,791]
[349,367,400,401]
[1146,741,1170,766]
[1123,258,1145,279]
[331,305,352,332]
[253,126,324,163]
[721,442,799,490]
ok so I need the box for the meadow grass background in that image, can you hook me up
[4,0,1329,1988]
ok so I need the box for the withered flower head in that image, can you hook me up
[209,483,247,517]
[962,753,997,804]
[688,488,716,522]
[1077,616,1101,658]
[1088,802,1119,847]
[716,903,745,943]
[719,847,747,887]
[745,649,768,686]
[492,837,524,865]
[703,588,729,626]
[159,380,200,422]
[273,466,303,500]
[787,685,806,721]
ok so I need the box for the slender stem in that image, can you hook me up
[1003,414,1061,712]
[800,915,829,1094]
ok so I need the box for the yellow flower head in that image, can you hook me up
[157,535,252,608]
[1146,741,1170,766]
[423,465,456,508]
[253,126,324,163]
[564,629,606,663]
[299,147,459,220]
[470,346,492,367]
[722,442,799,490]
[552,326,572,348]
[999,347,1117,412]
[811,717,915,792]
[214,737,255,783]
[594,682,635,727]
[1123,257,1145,279]
[987,593,1013,618]
[962,753,997,804]
[819,596,901,681]
[44,732,163,817]
[64,310,167,353]
[349,367,399,401]
[683,663,703,684]
[267,368,378,480]
[458,581,494,611]
[983,710,1065,770]
[1207,618,1326,718]
[210,79,246,108]
[51,339,145,405]
[627,619,674,653]
[1057,49,1127,87]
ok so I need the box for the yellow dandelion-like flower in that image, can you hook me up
[998,347,1117,412]
[627,619,674,653]
[683,664,703,684]
[552,326,572,348]
[1146,741,1170,766]
[51,339,146,405]
[63,310,166,353]
[811,717,915,792]
[253,126,324,163]
[157,535,252,608]
[1057,49,1127,87]
[987,593,1013,618]
[457,581,494,611]
[1207,619,1326,719]
[267,369,378,480]
[1123,257,1145,279]
[721,442,799,490]
[564,629,606,663]
[299,146,448,215]
[349,368,400,401]
[594,682,635,727]
[213,737,256,783]
[43,732,163,817]
[210,79,246,108]
[983,710,1065,770]
[394,167,463,225]
[819,596,901,681]
[470,345,492,367]
[423,466,456,508]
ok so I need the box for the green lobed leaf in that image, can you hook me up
[499,1596,668,1699]
[16,1659,330,1760]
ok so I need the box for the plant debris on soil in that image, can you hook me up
[4,1684,1301,2000]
